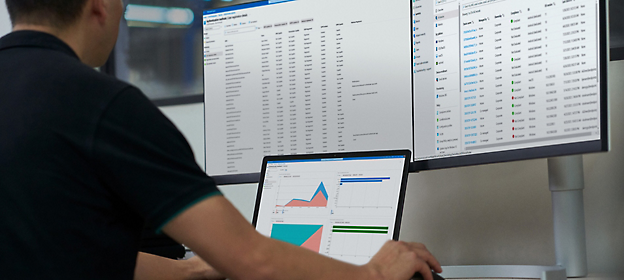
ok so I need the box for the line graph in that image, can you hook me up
[276,182,329,208]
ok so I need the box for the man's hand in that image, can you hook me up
[365,240,442,280]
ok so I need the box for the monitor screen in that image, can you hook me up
[411,0,607,169]
[252,151,410,265]
[202,0,608,181]
[202,0,413,176]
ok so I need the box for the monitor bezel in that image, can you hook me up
[250,149,412,241]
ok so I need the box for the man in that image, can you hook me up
[0,0,442,279]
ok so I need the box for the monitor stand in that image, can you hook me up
[440,155,588,280]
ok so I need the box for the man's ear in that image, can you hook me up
[88,0,109,26]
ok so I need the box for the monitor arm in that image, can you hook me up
[440,155,588,280]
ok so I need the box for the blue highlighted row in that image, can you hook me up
[341,177,390,181]
[340,177,391,184]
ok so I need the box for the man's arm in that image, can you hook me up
[162,196,442,280]
[134,252,225,280]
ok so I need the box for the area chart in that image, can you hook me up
[277,182,329,207]
[270,224,324,252]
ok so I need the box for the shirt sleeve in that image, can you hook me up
[91,87,221,232]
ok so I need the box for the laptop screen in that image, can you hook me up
[252,150,410,265]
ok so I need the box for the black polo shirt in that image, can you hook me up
[0,31,221,279]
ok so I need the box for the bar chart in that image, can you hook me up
[326,224,390,265]
[335,177,397,208]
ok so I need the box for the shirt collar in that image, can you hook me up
[0,30,80,60]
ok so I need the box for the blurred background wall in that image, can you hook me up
[0,2,11,36]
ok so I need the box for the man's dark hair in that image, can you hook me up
[5,0,89,28]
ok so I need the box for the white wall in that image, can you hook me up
[0,2,11,37]
[159,104,257,222]
[159,104,206,171]
[160,60,624,277]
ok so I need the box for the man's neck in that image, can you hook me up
[13,24,89,65]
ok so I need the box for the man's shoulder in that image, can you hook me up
[2,47,134,105]
[55,54,133,96]
[47,53,143,110]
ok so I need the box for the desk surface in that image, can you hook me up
[450,275,622,280]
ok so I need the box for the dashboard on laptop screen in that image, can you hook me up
[253,154,407,265]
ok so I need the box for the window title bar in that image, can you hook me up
[203,0,296,16]
[267,155,405,164]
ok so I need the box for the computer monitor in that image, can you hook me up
[202,0,414,181]
[410,0,609,171]
[202,0,608,182]
[251,150,411,265]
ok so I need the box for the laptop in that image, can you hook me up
[252,150,411,265]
